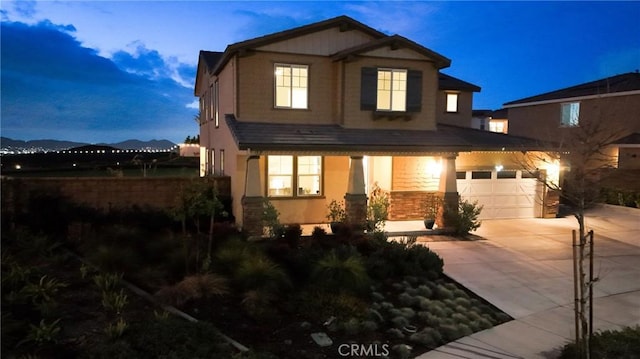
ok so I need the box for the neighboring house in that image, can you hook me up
[471,109,509,134]
[194,16,558,236]
[504,72,640,169]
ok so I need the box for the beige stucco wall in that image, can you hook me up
[236,52,336,124]
[342,57,439,130]
[437,91,474,127]
[507,93,640,142]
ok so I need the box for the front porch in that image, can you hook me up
[300,220,436,237]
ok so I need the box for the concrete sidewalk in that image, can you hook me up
[415,205,640,359]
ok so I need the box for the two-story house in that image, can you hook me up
[504,72,640,169]
[194,16,558,236]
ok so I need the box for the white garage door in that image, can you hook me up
[457,170,543,219]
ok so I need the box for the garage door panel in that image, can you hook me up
[457,171,539,220]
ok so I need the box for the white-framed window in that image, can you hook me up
[561,102,580,127]
[377,68,407,111]
[210,149,215,175]
[214,80,219,128]
[489,121,505,133]
[275,64,308,109]
[446,93,459,113]
[219,149,225,175]
[267,155,322,197]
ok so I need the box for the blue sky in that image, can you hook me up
[1,1,639,143]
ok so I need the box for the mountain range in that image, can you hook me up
[0,137,177,153]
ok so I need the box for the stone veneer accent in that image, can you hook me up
[241,196,264,239]
[388,191,440,220]
[344,193,367,229]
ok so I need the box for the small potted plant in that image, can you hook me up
[326,199,347,233]
[423,194,442,230]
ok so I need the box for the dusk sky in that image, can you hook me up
[1,1,639,144]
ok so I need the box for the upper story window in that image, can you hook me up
[446,93,459,113]
[274,64,308,109]
[361,67,422,113]
[214,80,219,128]
[377,69,407,111]
[268,155,322,197]
[561,102,580,127]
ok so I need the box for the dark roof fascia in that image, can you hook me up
[212,15,387,75]
[332,35,451,69]
[504,72,640,107]
[612,132,640,145]
[439,73,481,92]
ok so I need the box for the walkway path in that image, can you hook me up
[415,205,640,358]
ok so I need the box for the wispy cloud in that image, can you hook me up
[1,20,197,142]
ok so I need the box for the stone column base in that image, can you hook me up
[436,192,459,230]
[345,193,367,231]
[242,196,264,239]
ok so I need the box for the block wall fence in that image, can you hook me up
[1,176,231,216]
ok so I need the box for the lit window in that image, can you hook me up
[267,155,322,197]
[297,156,321,196]
[489,121,505,133]
[446,93,458,112]
[275,64,308,109]
[377,69,407,111]
[214,80,219,128]
[561,102,580,127]
[209,84,214,121]
[220,149,225,175]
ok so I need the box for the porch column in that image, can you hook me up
[437,154,459,229]
[345,156,367,229]
[242,155,263,239]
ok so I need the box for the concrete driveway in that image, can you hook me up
[416,204,640,359]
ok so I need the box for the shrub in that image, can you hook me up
[559,325,640,359]
[235,253,291,293]
[366,183,390,232]
[444,199,483,236]
[342,318,361,335]
[387,328,405,339]
[390,316,409,329]
[417,285,433,298]
[282,224,302,248]
[311,250,370,294]
[436,285,454,300]
[409,327,442,348]
[155,273,228,306]
[399,307,416,320]
[292,289,368,321]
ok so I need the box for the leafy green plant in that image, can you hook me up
[326,199,347,223]
[101,289,129,315]
[312,250,370,294]
[366,183,390,232]
[560,325,640,359]
[262,199,283,239]
[444,199,483,236]
[93,272,123,293]
[21,275,67,305]
[104,318,128,340]
[19,318,62,346]
[235,253,291,293]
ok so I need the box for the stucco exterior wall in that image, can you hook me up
[342,58,439,130]
[236,52,336,124]
[437,91,474,127]
[507,94,640,142]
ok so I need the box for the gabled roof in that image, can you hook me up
[209,15,386,75]
[439,73,481,92]
[199,51,223,72]
[225,115,544,154]
[504,72,640,107]
[332,34,451,69]
[194,51,223,95]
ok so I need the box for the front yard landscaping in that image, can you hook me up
[2,191,509,358]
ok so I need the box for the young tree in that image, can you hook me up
[517,98,629,359]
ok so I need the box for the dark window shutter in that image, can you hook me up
[406,70,422,112]
[360,67,377,111]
